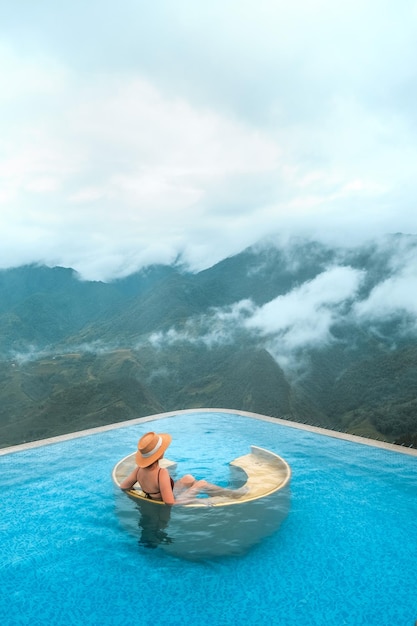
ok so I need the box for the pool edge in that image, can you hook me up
[1,408,416,457]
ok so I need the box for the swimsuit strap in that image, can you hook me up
[141,468,162,498]
[141,468,174,498]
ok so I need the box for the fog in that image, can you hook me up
[145,239,417,372]
[1,2,417,280]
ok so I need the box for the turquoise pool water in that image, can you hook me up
[1,410,416,625]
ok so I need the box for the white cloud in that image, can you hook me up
[356,272,417,319]
[245,266,365,350]
[147,299,255,350]
[1,1,417,279]
[354,242,417,322]
[0,70,283,278]
[144,267,366,371]
[134,245,417,373]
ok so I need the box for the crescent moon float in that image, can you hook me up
[113,445,291,505]
[113,446,291,558]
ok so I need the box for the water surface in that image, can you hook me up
[1,410,416,625]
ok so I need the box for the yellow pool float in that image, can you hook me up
[112,445,291,506]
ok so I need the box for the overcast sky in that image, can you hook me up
[1,0,417,280]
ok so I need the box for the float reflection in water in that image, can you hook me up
[112,446,291,559]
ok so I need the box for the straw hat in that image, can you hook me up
[135,431,172,467]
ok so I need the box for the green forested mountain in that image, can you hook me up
[1,235,416,448]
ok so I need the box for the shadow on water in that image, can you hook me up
[113,486,291,560]
[137,501,173,549]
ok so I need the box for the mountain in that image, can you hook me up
[1,234,416,449]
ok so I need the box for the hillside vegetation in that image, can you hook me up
[1,235,416,448]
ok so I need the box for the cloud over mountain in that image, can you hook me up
[1,235,416,447]
[144,236,417,374]
[1,2,417,279]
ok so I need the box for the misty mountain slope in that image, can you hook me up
[189,239,341,307]
[0,264,182,353]
[9,376,162,446]
[330,344,417,437]
[0,265,78,312]
[140,342,293,417]
[47,242,357,346]
[0,239,343,351]
[71,270,212,344]
[1,234,416,448]
[62,234,417,349]
[0,266,122,352]
[0,344,290,447]
[193,234,415,308]
[2,234,415,352]
[0,350,164,446]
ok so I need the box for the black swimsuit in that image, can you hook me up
[142,468,174,499]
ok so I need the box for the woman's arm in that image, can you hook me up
[119,467,139,490]
[158,467,175,505]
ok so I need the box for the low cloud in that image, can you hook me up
[2,2,417,279]
[6,240,417,376]
[354,266,417,325]
[246,266,363,336]
[144,247,417,374]
[244,266,365,369]
[145,267,366,372]
[352,236,417,328]
[148,300,254,350]
[0,68,282,280]
[8,341,114,365]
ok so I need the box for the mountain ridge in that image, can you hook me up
[1,234,416,448]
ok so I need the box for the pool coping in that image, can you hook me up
[1,408,416,457]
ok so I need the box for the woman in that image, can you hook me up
[119,431,243,505]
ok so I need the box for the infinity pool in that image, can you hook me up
[1,410,416,625]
